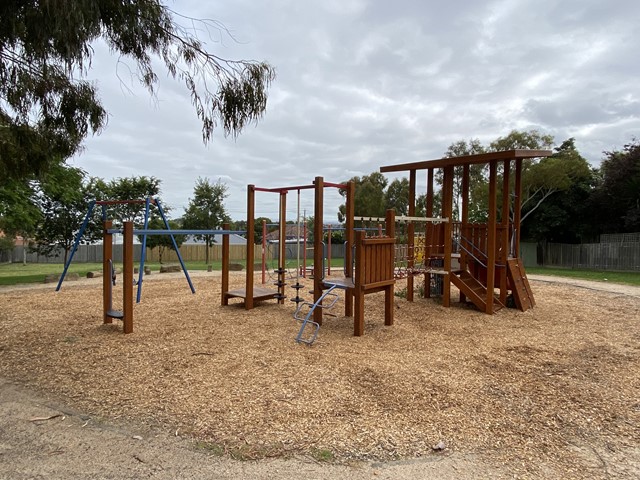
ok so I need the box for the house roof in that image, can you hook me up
[183,234,246,245]
[264,225,308,241]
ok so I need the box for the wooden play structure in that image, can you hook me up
[380,149,551,313]
[91,148,550,336]
[102,220,134,333]
[222,177,396,339]
[99,216,239,334]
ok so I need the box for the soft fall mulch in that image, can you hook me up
[0,272,638,478]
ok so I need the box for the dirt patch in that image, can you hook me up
[0,273,639,479]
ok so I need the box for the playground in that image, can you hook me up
[0,271,639,479]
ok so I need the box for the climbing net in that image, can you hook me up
[356,214,449,279]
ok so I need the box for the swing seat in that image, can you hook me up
[106,309,124,319]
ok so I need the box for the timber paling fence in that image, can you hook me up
[5,240,640,272]
[5,243,345,265]
[540,242,640,271]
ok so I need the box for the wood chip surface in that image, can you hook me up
[0,271,638,478]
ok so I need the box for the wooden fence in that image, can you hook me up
[540,242,640,271]
[6,240,640,272]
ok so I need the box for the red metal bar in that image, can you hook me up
[262,219,267,285]
[327,224,332,276]
[95,199,155,205]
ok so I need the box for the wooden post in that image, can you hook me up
[407,169,416,302]
[486,161,498,314]
[500,160,510,305]
[385,209,396,326]
[354,230,365,336]
[278,190,287,304]
[221,222,230,306]
[442,166,454,307]
[122,221,134,334]
[313,177,324,325]
[344,180,355,317]
[514,158,523,259]
[460,164,470,302]
[102,220,113,325]
[246,185,255,309]
[424,168,434,298]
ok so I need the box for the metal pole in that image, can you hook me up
[56,200,96,291]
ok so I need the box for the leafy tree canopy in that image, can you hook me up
[89,176,163,225]
[0,1,276,183]
[182,177,230,264]
[338,172,388,222]
[590,139,640,233]
[31,163,97,264]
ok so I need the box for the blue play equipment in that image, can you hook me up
[56,197,194,302]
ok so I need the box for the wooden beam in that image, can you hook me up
[407,169,416,302]
[514,158,523,259]
[486,162,497,314]
[442,166,454,307]
[122,221,134,334]
[278,190,287,304]
[500,160,510,305]
[102,220,113,325]
[221,222,230,306]
[246,185,255,309]
[344,180,355,317]
[460,165,470,302]
[313,177,324,325]
[380,149,552,173]
[424,168,434,298]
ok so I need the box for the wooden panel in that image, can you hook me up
[507,259,535,311]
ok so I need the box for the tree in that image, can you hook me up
[0,1,275,183]
[31,164,97,264]
[521,139,596,242]
[182,177,230,265]
[144,218,185,264]
[442,130,557,224]
[489,130,554,152]
[0,179,42,264]
[590,139,640,234]
[0,234,14,261]
[338,172,388,223]
[90,176,163,225]
[437,138,486,221]
[518,138,592,226]
[384,178,409,216]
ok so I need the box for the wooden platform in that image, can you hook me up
[224,287,280,302]
[322,277,355,290]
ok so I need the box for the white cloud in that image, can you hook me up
[73,0,640,222]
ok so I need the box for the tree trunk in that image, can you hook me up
[205,235,210,265]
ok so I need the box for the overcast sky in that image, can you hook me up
[73,0,640,222]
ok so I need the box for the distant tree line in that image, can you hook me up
[337,130,640,245]
[2,130,638,265]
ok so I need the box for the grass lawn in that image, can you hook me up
[526,266,640,286]
[2,260,639,287]
[0,261,216,286]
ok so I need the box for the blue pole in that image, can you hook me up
[156,199,196,294]
[56,201,96,291]
[136,197,151,303]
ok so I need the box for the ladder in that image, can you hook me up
[294,284,340,345]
